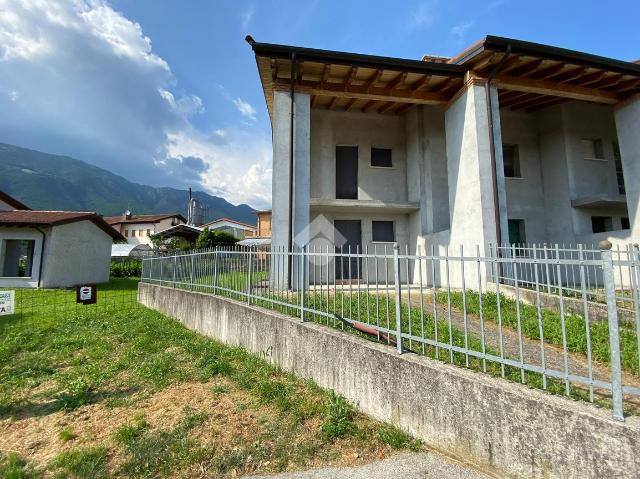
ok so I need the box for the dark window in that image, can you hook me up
[336,146,358,199]
[582,139,604,160]
[621,217,630,230]
[372,221,395,242]
[613,142,625,194]
[1,239,35,278]
[371,148,392,168]
[507,219,526,245]
[591,216,613,234]
[503,145,521,178]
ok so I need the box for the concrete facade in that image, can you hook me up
[269,81,638,287]
[139,283,640,479]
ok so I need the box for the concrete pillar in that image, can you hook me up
[444,83,501,251]
[271,89,310,288]
[614,96,640,239]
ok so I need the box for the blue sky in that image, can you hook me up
[1,0,638,209]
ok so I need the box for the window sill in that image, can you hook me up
[505,177,525,180]
[583,157,607,162]
[369,165,396,170]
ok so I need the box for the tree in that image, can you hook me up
[196,228,239,249]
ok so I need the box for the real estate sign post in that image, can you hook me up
[0,290,14,315]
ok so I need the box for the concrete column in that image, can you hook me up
[271,89,310,288]
[614,96,640,239]
[444,83,501,251]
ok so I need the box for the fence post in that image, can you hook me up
[190,254,195,290]
[173,255,177,288]
[247,248,253,305]
[393,243,403,354]
[601,240,624,421]
[300,244,306,322]
[213,246,219,294]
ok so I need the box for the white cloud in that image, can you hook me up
[0,0,271,209]
[240,6,255,31]
[233,97,257,121]
[408,1,437,30]
[450,20,474,44]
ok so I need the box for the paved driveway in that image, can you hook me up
[245,452,496,479]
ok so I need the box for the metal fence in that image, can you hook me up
[141,243,640,420]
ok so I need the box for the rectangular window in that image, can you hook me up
[147,229,151,236]
[591,216,613,233]
[613,142,625,194]
[1,239,35,277]
[582,139,604,160]
[372,221,395,242]
[621,217,630,230]
[502,145,521,178]
[131,230,136,237]
[124,230,129,237]
[507,219,526,246]
[370,148,392,168]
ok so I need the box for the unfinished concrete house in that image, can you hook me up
[247,35,640,285]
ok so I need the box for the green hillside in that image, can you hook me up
[0,143,257,224]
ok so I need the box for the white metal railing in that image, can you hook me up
[141,242,640,421]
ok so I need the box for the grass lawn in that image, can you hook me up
[0,278,421,478]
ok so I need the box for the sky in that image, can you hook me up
[1,1,639,210]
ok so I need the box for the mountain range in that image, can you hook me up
[0,143,258,224]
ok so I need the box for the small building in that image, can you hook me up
[104,212,186,246]
[201,218,257,239]
[255,210,272,238]
[111,243,153,261]
[153,223,204,248]
[0,194,125,288]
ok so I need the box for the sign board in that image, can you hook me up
[76,284,97,305]
[0,291,14,316]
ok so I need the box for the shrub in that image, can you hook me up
[196,229,238,249]
[110,260,141,278]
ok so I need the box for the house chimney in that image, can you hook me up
[123,209,131,221]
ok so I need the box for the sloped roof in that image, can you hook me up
[0,210,125,240]
[104,213,186,225]
[0,190,30,210]
[203,217,256,230]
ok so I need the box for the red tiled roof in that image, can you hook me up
[0,190,30,210]
[0,210,125,240]
[104,213,186,225]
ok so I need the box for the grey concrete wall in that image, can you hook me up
[614,96,640,238]
[310,109,407,203]
[139,283,640,479]
[42,221,112,288]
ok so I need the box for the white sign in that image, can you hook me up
[79,286,92,301]
[0,291,14,316]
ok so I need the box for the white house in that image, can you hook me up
[0,191,125,288]
[105,212,186,245]
[247,35,640,285]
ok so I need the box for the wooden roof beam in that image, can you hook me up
[493,74,621,104]
[507,59,544,77]
[321,64,331,88]
[274,79,449,105]
[395,103,416,115]
[531,62,567,80]
[366,70,383,91]
[411,74,432,92]
[327,96,339,110]
[377,102,398,114]
[311,94,319,108]
[344,98,358,111]
[385,72,408,92]
[513,95,568,111]
[343,67,358,90]
[361,99,377,113]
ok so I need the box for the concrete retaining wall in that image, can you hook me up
[138,283,640,479]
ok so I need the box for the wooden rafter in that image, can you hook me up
[410,74,432,91]
[507,59,544,77]
[297,62,305,81]
[615,77,640,92]
[366,70,383,91]
[377,102,398,114]
[343,67,358,90]
[433,77,456,93]
[592,73,625,89]
[513,95,568,111]
[500,93,539,108]
[386,72,407,92]
[327,96,339,110]
[573,71,607,87]
[274,79,448,105]
[395,103,416,115]
[493,74,620,104]
[311,95,319,108]
[531,63,567,80]
[321,64,331,88]
[344,98,358,111]
[271,59,279,81]
[361,99,377,113]
[471,52,507,73]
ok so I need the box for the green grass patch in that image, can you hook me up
[0,453,40,479]
[50,447,108,479]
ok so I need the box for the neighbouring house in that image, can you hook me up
[105,212,186,246]
[202,218,257,239]
[247,35,640,285]
[0,191,125,288]
[111,243,153,261]
[152,223,203,248]
[255,210,272,237]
